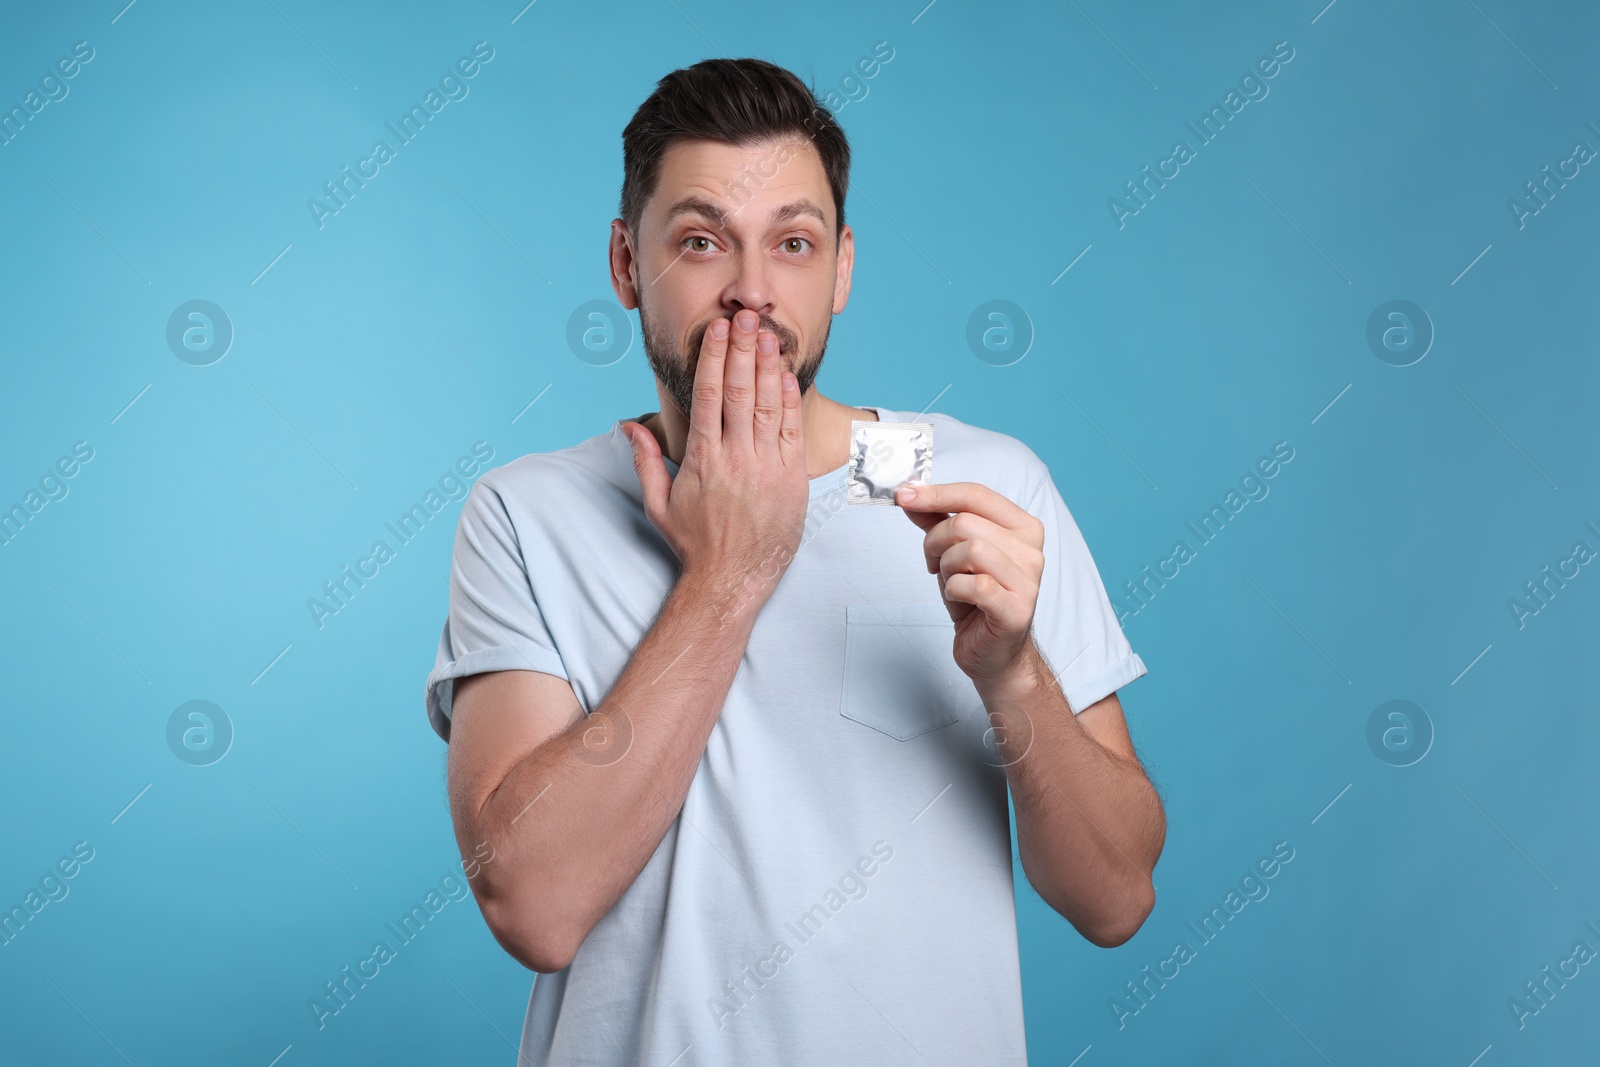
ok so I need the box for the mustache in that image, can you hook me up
[687,314,799,359]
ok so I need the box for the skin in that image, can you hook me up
[619,136,874,477]
[445,135,1164,975]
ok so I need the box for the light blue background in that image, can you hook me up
[2,0,1596,1063]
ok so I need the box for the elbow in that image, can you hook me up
[1083,882,1156,949]
[512,935,577,976]
[479,894,583,974]
[1027,854,1158,949]
[463,828,597,974]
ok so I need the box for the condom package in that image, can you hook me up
[847,420,934,505]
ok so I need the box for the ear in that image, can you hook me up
[831,222,854,315]
[610,218,640,310]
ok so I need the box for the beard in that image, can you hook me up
[639,300,830,421]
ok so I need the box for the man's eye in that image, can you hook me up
[685,236,713,253]
[782,237,811,254]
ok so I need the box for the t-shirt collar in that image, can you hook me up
[615,405,892,500]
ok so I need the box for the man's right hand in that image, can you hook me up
[455,314,808,968]
[625,308,810,607]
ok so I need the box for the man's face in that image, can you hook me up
[613,136,853,420]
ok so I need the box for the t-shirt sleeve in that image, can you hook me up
[423,474,569,742]
[1021,453,1147,714]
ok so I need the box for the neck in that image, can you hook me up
[638,389,879,479]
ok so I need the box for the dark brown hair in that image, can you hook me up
[619,58,851,239]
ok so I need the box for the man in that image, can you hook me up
[425,57,1164,1065]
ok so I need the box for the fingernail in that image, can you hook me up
[712,319,729,339]
[897,485,916,502]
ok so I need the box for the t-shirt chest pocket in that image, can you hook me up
[839,602,978,741]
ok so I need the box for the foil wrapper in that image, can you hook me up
[847,420,934,505]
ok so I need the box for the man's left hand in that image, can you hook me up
[896,481,1044,685]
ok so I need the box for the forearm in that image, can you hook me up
[469,572,761,969]
[981,643,1164,947]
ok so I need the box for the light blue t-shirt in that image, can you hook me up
[424,405,1147,1066]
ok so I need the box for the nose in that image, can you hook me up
[721,243,775,319]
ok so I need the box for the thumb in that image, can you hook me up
[897,493,946,534]
[624,422,670,528]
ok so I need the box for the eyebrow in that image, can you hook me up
[661,196,827,230]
